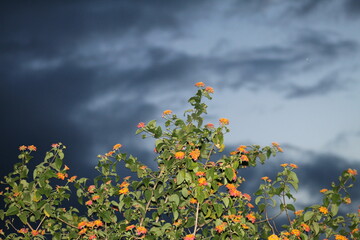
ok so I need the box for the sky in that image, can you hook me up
[1,0,360,221]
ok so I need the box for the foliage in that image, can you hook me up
[0,83,359,240]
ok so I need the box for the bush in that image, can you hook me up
[0,83,358,240]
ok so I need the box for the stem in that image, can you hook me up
[193,202,200,235]
[55,216,78,228]
[36,216,47,231]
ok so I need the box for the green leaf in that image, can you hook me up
[214,203,224,217]
[286,204,295,211]
[225,168,234,182]
[222,197,230,208]
[169,194,180,206]
[6,205,19,216]
[331,204,339,216]
[154,126,162,138]
[304,211,314,222]
[176,170,185,185]
[312,222,320,235]
[145,190,152,202]
[182,188,189,198]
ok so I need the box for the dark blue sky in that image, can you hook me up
[1,0,359,214]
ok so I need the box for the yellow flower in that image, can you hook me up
[219,118,229,125]
[319,206,328,214]
[268,234,279,240]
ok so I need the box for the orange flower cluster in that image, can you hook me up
[173,219,182,227]
[195,171,205,177]
[335,235,348,240]
[162,110,172,117]
[194,82,205,87]
[294,210,304,216]
[224,214,242,223]
[205,123,214,128]
[272,142,283,152]
[320,188,328,193]
[219,118,229,125]
[205,86,214,93]
[319,206,328,214]
[56,172,68,180]
[246,212,256,223]
[78,220,103,235]
[261,176,272,182]
[344,197,351,204]
[291,229,301,237]
[189,149,201,160]
[136,226,147,235]
[240,155,249,162]
[68,175,77,182]
[190,198,198,204]
[175,151,185,159]
[113,144,122,150]
[347,168,358,176]
[301,223,310,232]
[137,122,145,128]
[118,180,130,195]
[268,234,279,240]
[215,222,227,233]
[198,177,208,186]
[19,145,37,151]
[88,185,96,193]
[280,163,298,169]
[184,234,195,240]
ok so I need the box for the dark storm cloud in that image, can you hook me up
[285,73,347,99]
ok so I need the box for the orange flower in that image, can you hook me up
[51,143,59,148]
[347,168,358,176]
[219,118,229,125]
[189,149,201,160]
[246,213,256,223]
[88,185,96,193]
[162,110,172,116]
[205,123,214,128]
[268,234,279,240]
[105,151,115,157]
[56,172,67,180]
[198,177,208,186]
[242,224,249,229]
[320,188,328,193]
[136,226,147,235]
[226,183,236,190]
[205,86,214,93]
[272,142,280,147]
[137,122,145,128]
[78,228,87,235]
[89,235,97,240]
[19,145,27,151]
[68,176,77,182]
[247,203,254,208]
[175,151,185,159]
[301,223,310,232]
[294,210,304,216]
[319,206,328,214]
[195,82,205,87]
[280,163,288,167]
[289,164,298,169]
[28,145,37,151]
[85,200,93,206]
[344,197,351,204]
[277,147,283,152]
[229,189,241,197]
[173,219,183,227]
[18,228,29,233]
[119,187,129,195]
[184,234,195,240]
[195,171,205,177]
[119,181,130,188]
[78,221,87,229]
[291,229,300,237]
[139,165,147,170]
[31,230,40,236]
[335,235,348,240]
[261,176,269,181]
[94,220,103,227]
[125,225,136,231]
[190,198,198,204]
[113,144,122,150]
[215,222,226,233]
[242,193,251,201]
[240,155,249,162]
[64,165,70,171]
[92,195,100,201]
